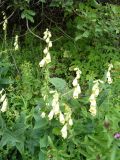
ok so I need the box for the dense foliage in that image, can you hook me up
[0,1,120,160]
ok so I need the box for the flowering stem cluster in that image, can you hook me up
[41,90,73,139]
[89,80,104,116]
[0,88,8,112]
[72,68,82,99]
[47,93,73,139]
[39,29,52,67]
[60,103,73,139]
[48,91,60,120]
[89,64,113,116]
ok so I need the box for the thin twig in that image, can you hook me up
[26,19,44,40]
[0,10,15,25]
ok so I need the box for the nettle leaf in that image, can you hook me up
[75,31,90,41]
[0,129,20,147]
[21,10,35,23]
[1,113,26,153]
[39,150,46,160]
[25,10,36,16]
[33,110,48,129]
[40,135,48,148]
[49,77,68,92]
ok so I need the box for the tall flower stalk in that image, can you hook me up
[72,67,82,99]
[39,28,52,67]
[39,29,52,107]
[89,80,104,116]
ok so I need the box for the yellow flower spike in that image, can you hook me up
[106,64,113,84]
[39,28,52,68]
[72,67,82,99]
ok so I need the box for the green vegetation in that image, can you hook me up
[0,1,120,159]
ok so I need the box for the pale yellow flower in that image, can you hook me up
[53,102,60,115]
[106,64,113,84]
[59,112,65,124]
[39,58,46,67]
[72,78,78,86]
[43,47,48,54]
[41,112,46,118]
[48,109,54,120]
[90,99,96,107]
[89,106,96,116]
[1,98,8,112]
[46,37,50,43]
[72,67,82,99]
[45,52,51,64]
[0,93,6,103]
[61,124,67,139]
[48,41,52,48]
[73,84,81,99]
[68,118,73,126]
[0,89,4,95]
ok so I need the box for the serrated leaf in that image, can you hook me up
[25,10,36,16]
[40,135,48,148]
[49,77,67,92]
[39,151,46,160]
[33,111,48,129]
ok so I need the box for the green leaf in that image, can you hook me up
[25,10,36,16]
[39,0,46,2]
[49,77,67,92]
[75,31,89,41]
[39,151,46,160]
[40,135,48,148]
[48,136,55,148]
[52,127,60,136]
[0,78,13,84]
[33,111,48,129]
[21,10,35,23]
[0,129,20,147]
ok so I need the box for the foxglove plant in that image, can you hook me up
[60,103,73,139]
[39,28,52,67]
[72,67,82,99]
[39,29,73,139]
[89,80,104,116]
